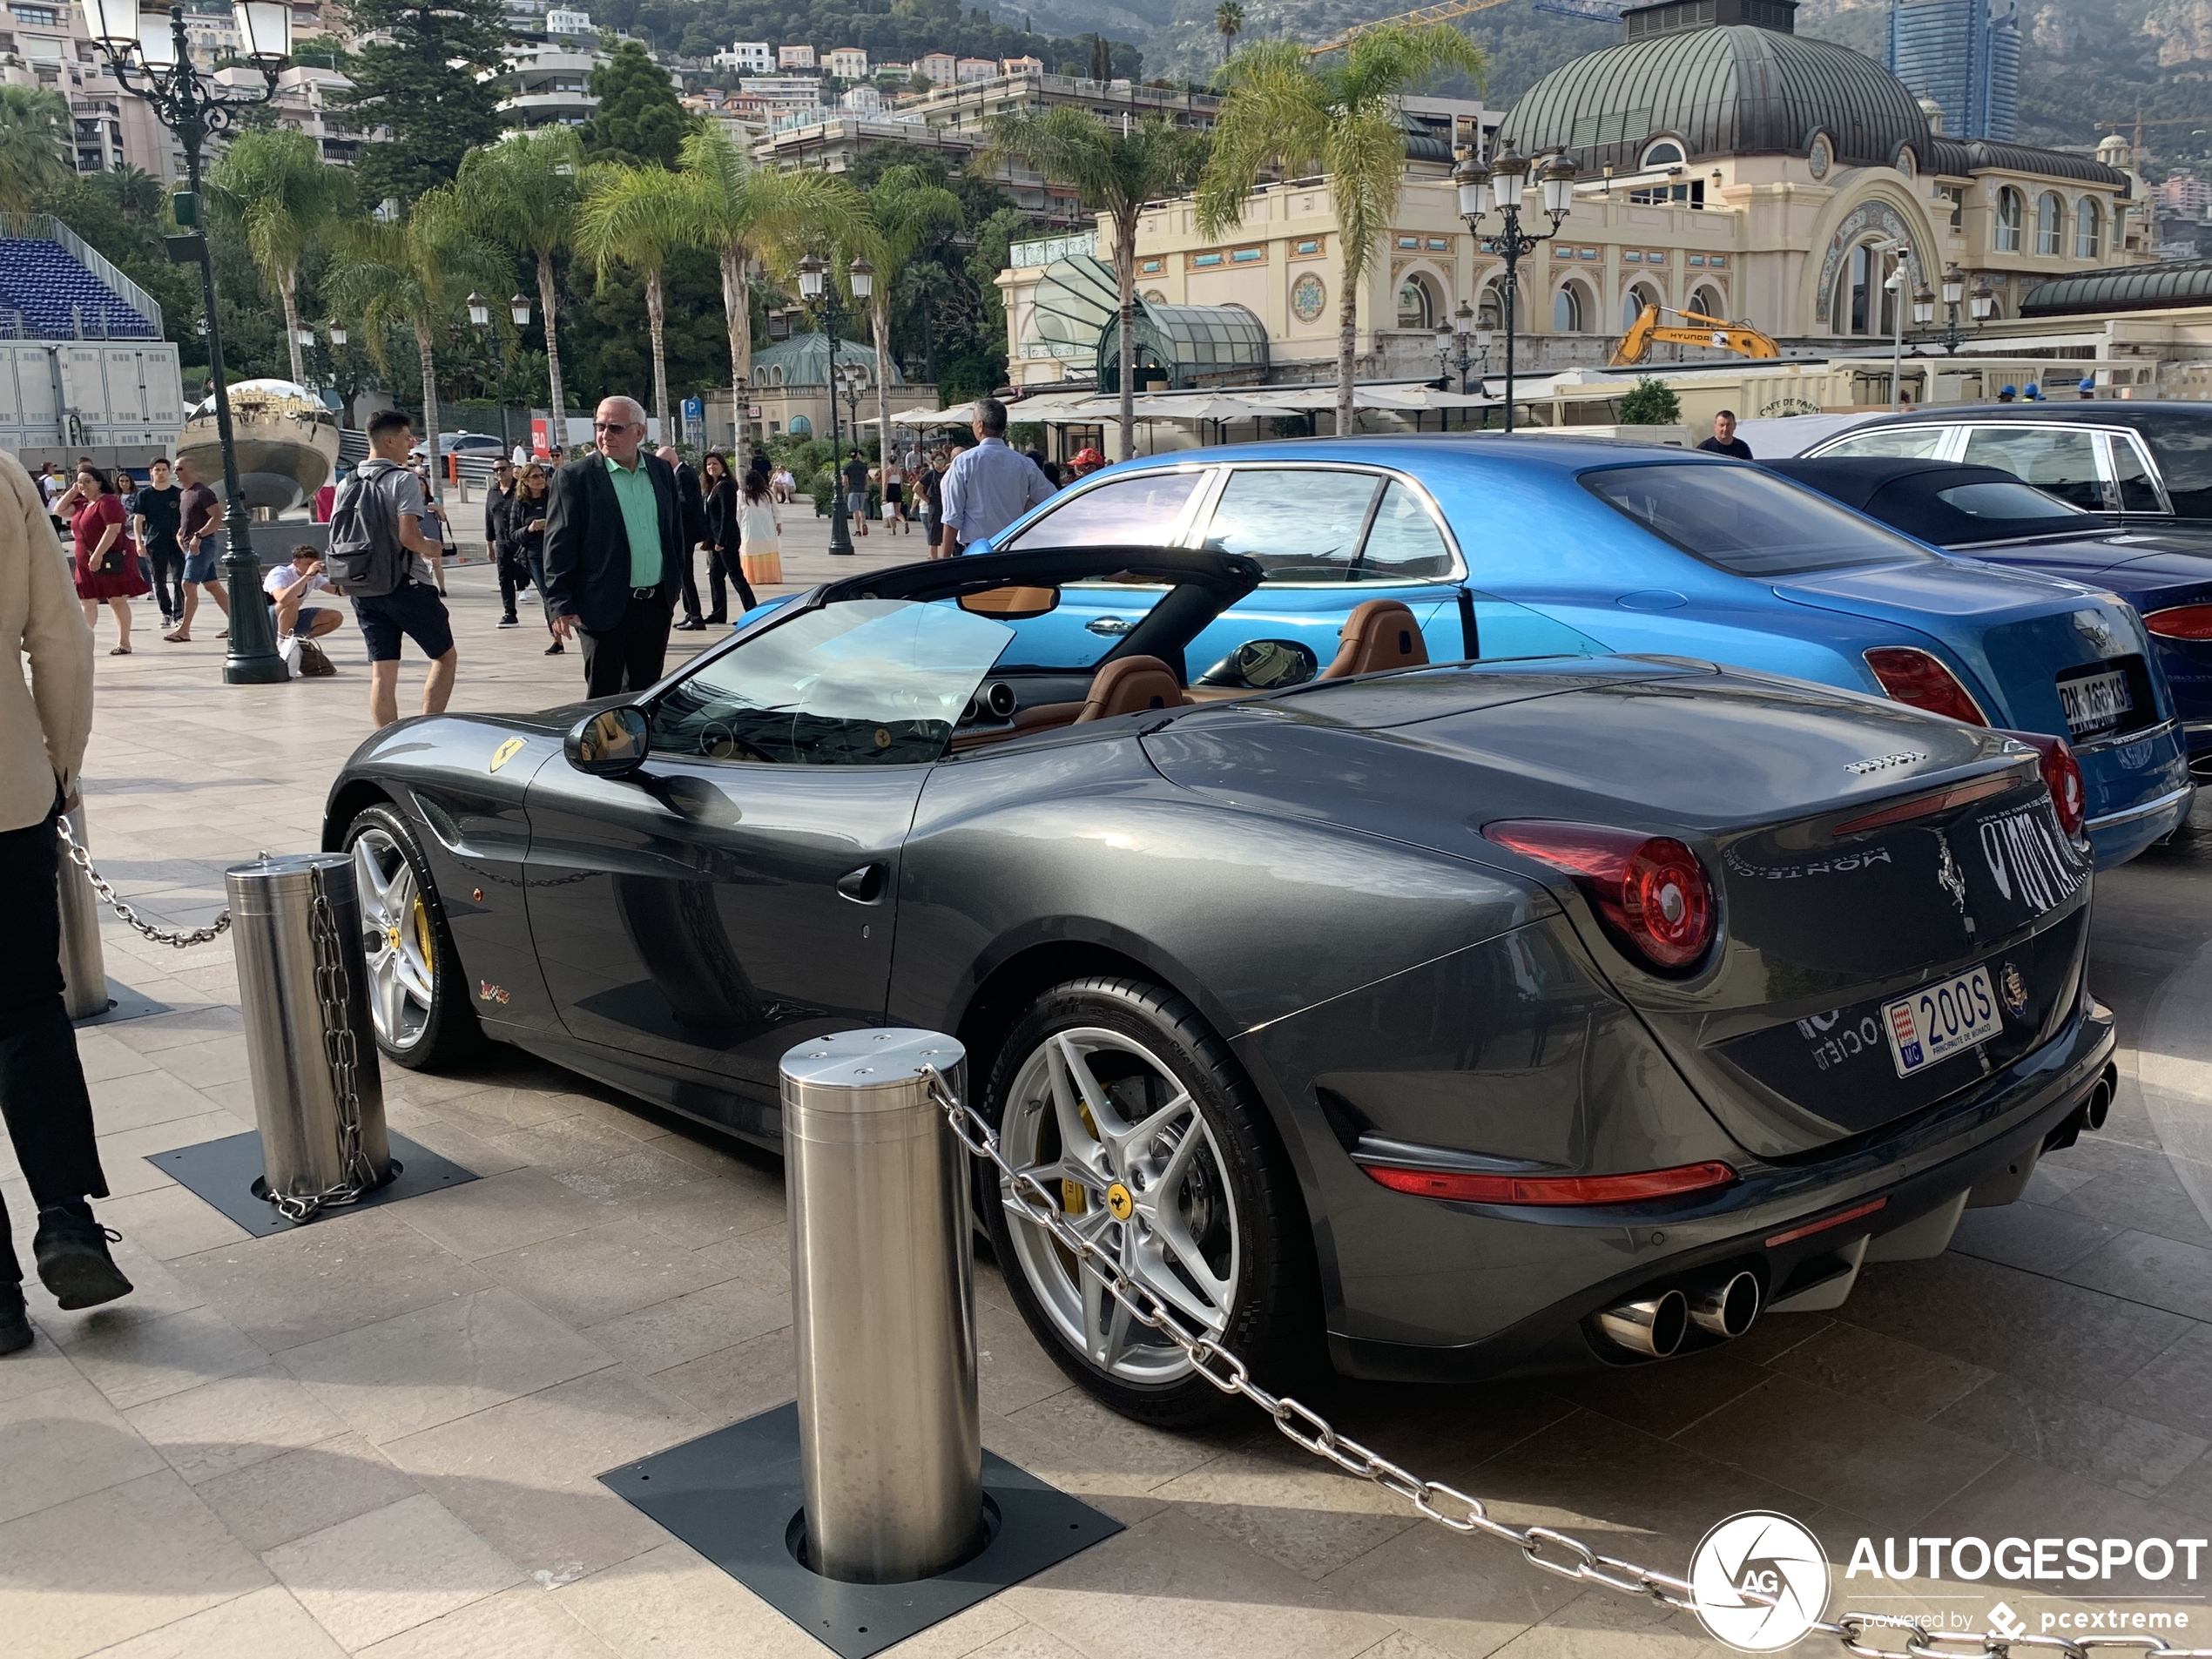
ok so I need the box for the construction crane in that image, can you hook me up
[1609,304,1780,368]
[2094,116,2210,153]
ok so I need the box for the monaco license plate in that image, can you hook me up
[1883,967,2000,1077]
[2057,665,2133,738]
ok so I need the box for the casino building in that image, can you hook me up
[999,0,2146,398]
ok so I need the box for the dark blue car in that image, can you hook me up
[969,436,2194,865]
[1767,456,2212,786]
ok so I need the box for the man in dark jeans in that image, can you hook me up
[486,458,523,627]
[1,451,132,1355]
[543,397,697,696]
[132,456,185,631]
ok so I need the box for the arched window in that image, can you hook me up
[789,415,812,435]
[1689,284,1725,320]
[1642,138,1683,167]
[1995,186,2023,253]
[2035,192,2063,256]
[1395,273,1437,331]
[2075,199,2101,260]
[1553,282,1587,333]
[1833,242,1899,337]
[1622,281,1660,332]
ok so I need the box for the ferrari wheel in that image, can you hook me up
[982,977,1312,1426]
[344,805,479,1071]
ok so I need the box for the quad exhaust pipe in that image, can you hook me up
[1597,1270,1762,1359]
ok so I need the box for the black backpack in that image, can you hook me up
[326,460,408,597]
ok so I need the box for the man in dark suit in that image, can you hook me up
[543,396,698,697]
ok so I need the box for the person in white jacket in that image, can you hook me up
[0,449,133,1356]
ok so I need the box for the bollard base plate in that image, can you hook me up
[600,1400,1123,1659]
[146,1130,476,1237]
[71,982,168,1027]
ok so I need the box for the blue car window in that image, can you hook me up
[2107,438,2165,513]
[1582,463,1938,576]
[1002,470,1204,550]
[1355,482,1458,579]
[650,599,1015,766]
[1959,428,2105,511]
[1935,481,2083,520]
[1199,469,1389,580]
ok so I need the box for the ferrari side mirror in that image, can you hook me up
[566,706,651,777]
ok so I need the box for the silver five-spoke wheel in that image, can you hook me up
[352,826,437,1054]
[999,1027,1240,1385]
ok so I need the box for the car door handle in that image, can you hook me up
[835,863,887,904]
[1086,616,1132,637]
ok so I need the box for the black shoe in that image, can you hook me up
[673,617,705,631]
[498,614,520,628]
[544,640,565,655]
[705,613,727,624]
[0,1285,30,1355]
[33,1205,132,1311]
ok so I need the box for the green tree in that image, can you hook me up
[334,0,508,208]
[575,161,694,446]
[458,126,584,444]
[1618,376,1681,425]
[586,40,686,169]
[676,123,864,473]
[847,165,962,475]
[326,186,509,493]
[95,165,164,226]
[1214,0,1244,65]
[207,127,355,384]
[0,85,71,213]
[1198,24,1487,436]
[982,110,1207,459]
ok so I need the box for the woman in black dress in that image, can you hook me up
[700,452,758,619]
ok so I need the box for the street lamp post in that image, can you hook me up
[794,250,873,556]
[1432,301,1493,431]
[1454,148,1575,435]
[81,0,292,685]
[1933,263,1968,355]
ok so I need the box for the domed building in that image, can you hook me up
[995,0,2143,409]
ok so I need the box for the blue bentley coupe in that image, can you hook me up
[966,435,2193,866]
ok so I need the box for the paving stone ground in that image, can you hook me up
[7,510,2212,1658]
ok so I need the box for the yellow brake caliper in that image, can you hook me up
[1062,1100,1099,1215]
[412,895,434,967]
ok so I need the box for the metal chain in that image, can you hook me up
[923,1068,2212,1659]
[265,867,380,1224]
[54,816,231,948]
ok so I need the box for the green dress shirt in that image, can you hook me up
[604,453,663,589]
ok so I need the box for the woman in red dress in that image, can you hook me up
[70,466,150,655]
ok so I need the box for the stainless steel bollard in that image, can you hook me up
[780,1028,981,1584]
[226,853,390,1207]
[56,804,108,1020]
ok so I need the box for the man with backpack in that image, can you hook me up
[328,409,457,728]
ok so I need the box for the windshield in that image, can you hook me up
[1936,481,2085,520]
[650,599,1014,765]
[1582,463,1939,576]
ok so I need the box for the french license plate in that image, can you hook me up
[2057,665,2132,738]
[1883,966,2001,1077]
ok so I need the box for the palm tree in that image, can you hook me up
[0,85,71,214]
[207,127,354,384]
[982,110,1209,460]
[1197,25,1487,436]
[675,124,865,474]
[457,127,583,450]
[326,186,507,501]
[848,166,962,476]
[98,164,163,225]
[1214,0,1244,64]
[574,160,695,450]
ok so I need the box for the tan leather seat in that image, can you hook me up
[1076,655,1186,723]
[1322,599,1429,680]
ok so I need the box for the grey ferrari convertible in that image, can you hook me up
[323,545,2116,1424]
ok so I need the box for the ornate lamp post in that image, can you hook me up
[1433,300,1493,401]
[1929,263,1968,355]
[1454,146,1575,435]
[795,250,873,556]
[80,0,293,685]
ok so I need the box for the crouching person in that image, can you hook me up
[265,545,345,677]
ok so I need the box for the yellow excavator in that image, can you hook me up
[1610,304,1781,368]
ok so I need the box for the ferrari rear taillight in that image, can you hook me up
[1864,647,1989,725]
[2143,604,2212,641]
[1363,1159,1737,1206]
[1999,728,2087,838]
[1484,820,1716,972]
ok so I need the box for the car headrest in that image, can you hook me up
[1076,654,1186,723]
[1321,599,1429,680]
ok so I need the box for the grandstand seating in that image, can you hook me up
[0,236,159,341]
